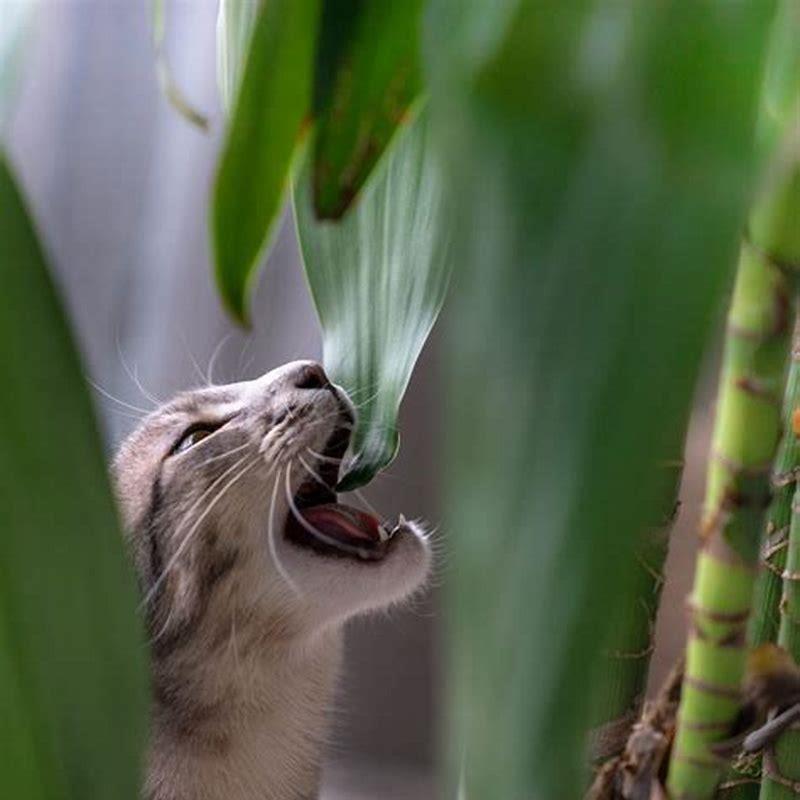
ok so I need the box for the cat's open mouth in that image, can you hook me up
[284,424,393,561]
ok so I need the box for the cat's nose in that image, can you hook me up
[291,361,331,391]
[288,361,355,424]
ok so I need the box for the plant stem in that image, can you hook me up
[665,238,792,799]
[589,460,682,764]
[667,5,800,796]
[760,324,800,800]
[750,401,798,651]
[715,325,800,800]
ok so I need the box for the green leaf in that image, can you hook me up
[215,0,260,113]
[425,2,773,798]
[0,0,38,129]
[151,0,208,130]
[212,0,319,324]
[0,157,148,799]
[757,0,800,151]
[294,107,453,489]
[312,0,423,220]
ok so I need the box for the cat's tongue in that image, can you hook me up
[300,503,387,546]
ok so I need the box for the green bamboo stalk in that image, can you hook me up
[755,10,800,789]
[589,460,682,764]
[717,324,800,800]
[750,349,800,651]
[667,5,800,797]
[665,233,791,800]
[760,324,800,800]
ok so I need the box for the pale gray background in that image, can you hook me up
[7,1,441,796]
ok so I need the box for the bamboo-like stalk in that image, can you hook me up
[667,5,800,797]
[717,324,800,800]
[750,406,798,652]
[589,460,682,764]
[760,326,800,800]
[665,241,792,799]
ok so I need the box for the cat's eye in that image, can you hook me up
[171,424,218,456]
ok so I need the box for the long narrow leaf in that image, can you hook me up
[212,0,319,324]
[0,157,147,799]
[425,2,773,798]
[312,0,423,219]
[294,108,453,489]
[215,0,260,113]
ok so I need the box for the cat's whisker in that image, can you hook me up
[284,464,368,559]
[305,447,343,464]
[267,465,301,596]
[297,454,336,491]
[298,409,355,433]
[193,441,251,470]
[148,598,178,646]
[206,332,234,387]
[236,337,256,379]
[106,408,149,421]
[297,453,382,520]
[133,364,163,407]
[141,455,258,611]
[179,332,210,388]
[338,383,382,403]
[348,388,381,409]
[87,378,150,416]
[350,488,381,518]
[115,334,161,407]
[228,601,242,673]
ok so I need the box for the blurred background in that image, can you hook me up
[5,1,720,797]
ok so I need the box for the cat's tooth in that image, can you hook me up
[383,516,405,541]
[377,523,391,542]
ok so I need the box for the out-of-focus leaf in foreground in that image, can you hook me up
[312,0,423,219]
[424,2,772,798]
[212,0,318,324]
[215,0,260,113]
[0,157,147,799]
[294,109,453,490]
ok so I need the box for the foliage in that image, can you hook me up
[212,0,319,324]
[0,157,148,800]
[1,14,147,799]
[311,0,422,219]
[4,4,800,800]
[213,0,431,484]
[424,2,773,797]
[294,108,453,489]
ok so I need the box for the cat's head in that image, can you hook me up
[113,361,430,648]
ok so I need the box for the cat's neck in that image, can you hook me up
[145,627,343,800]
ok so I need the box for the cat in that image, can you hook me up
[113,361,431,800]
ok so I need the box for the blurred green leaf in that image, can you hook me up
[0,0,38,129]
[216,0,260,113]
[425,2,773,798]
[212,0,319,324]
[312,0,423,219]
[757,0,800,150]
[0,157,147,799]
[151,0,208,130]
[294,107,453,489]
